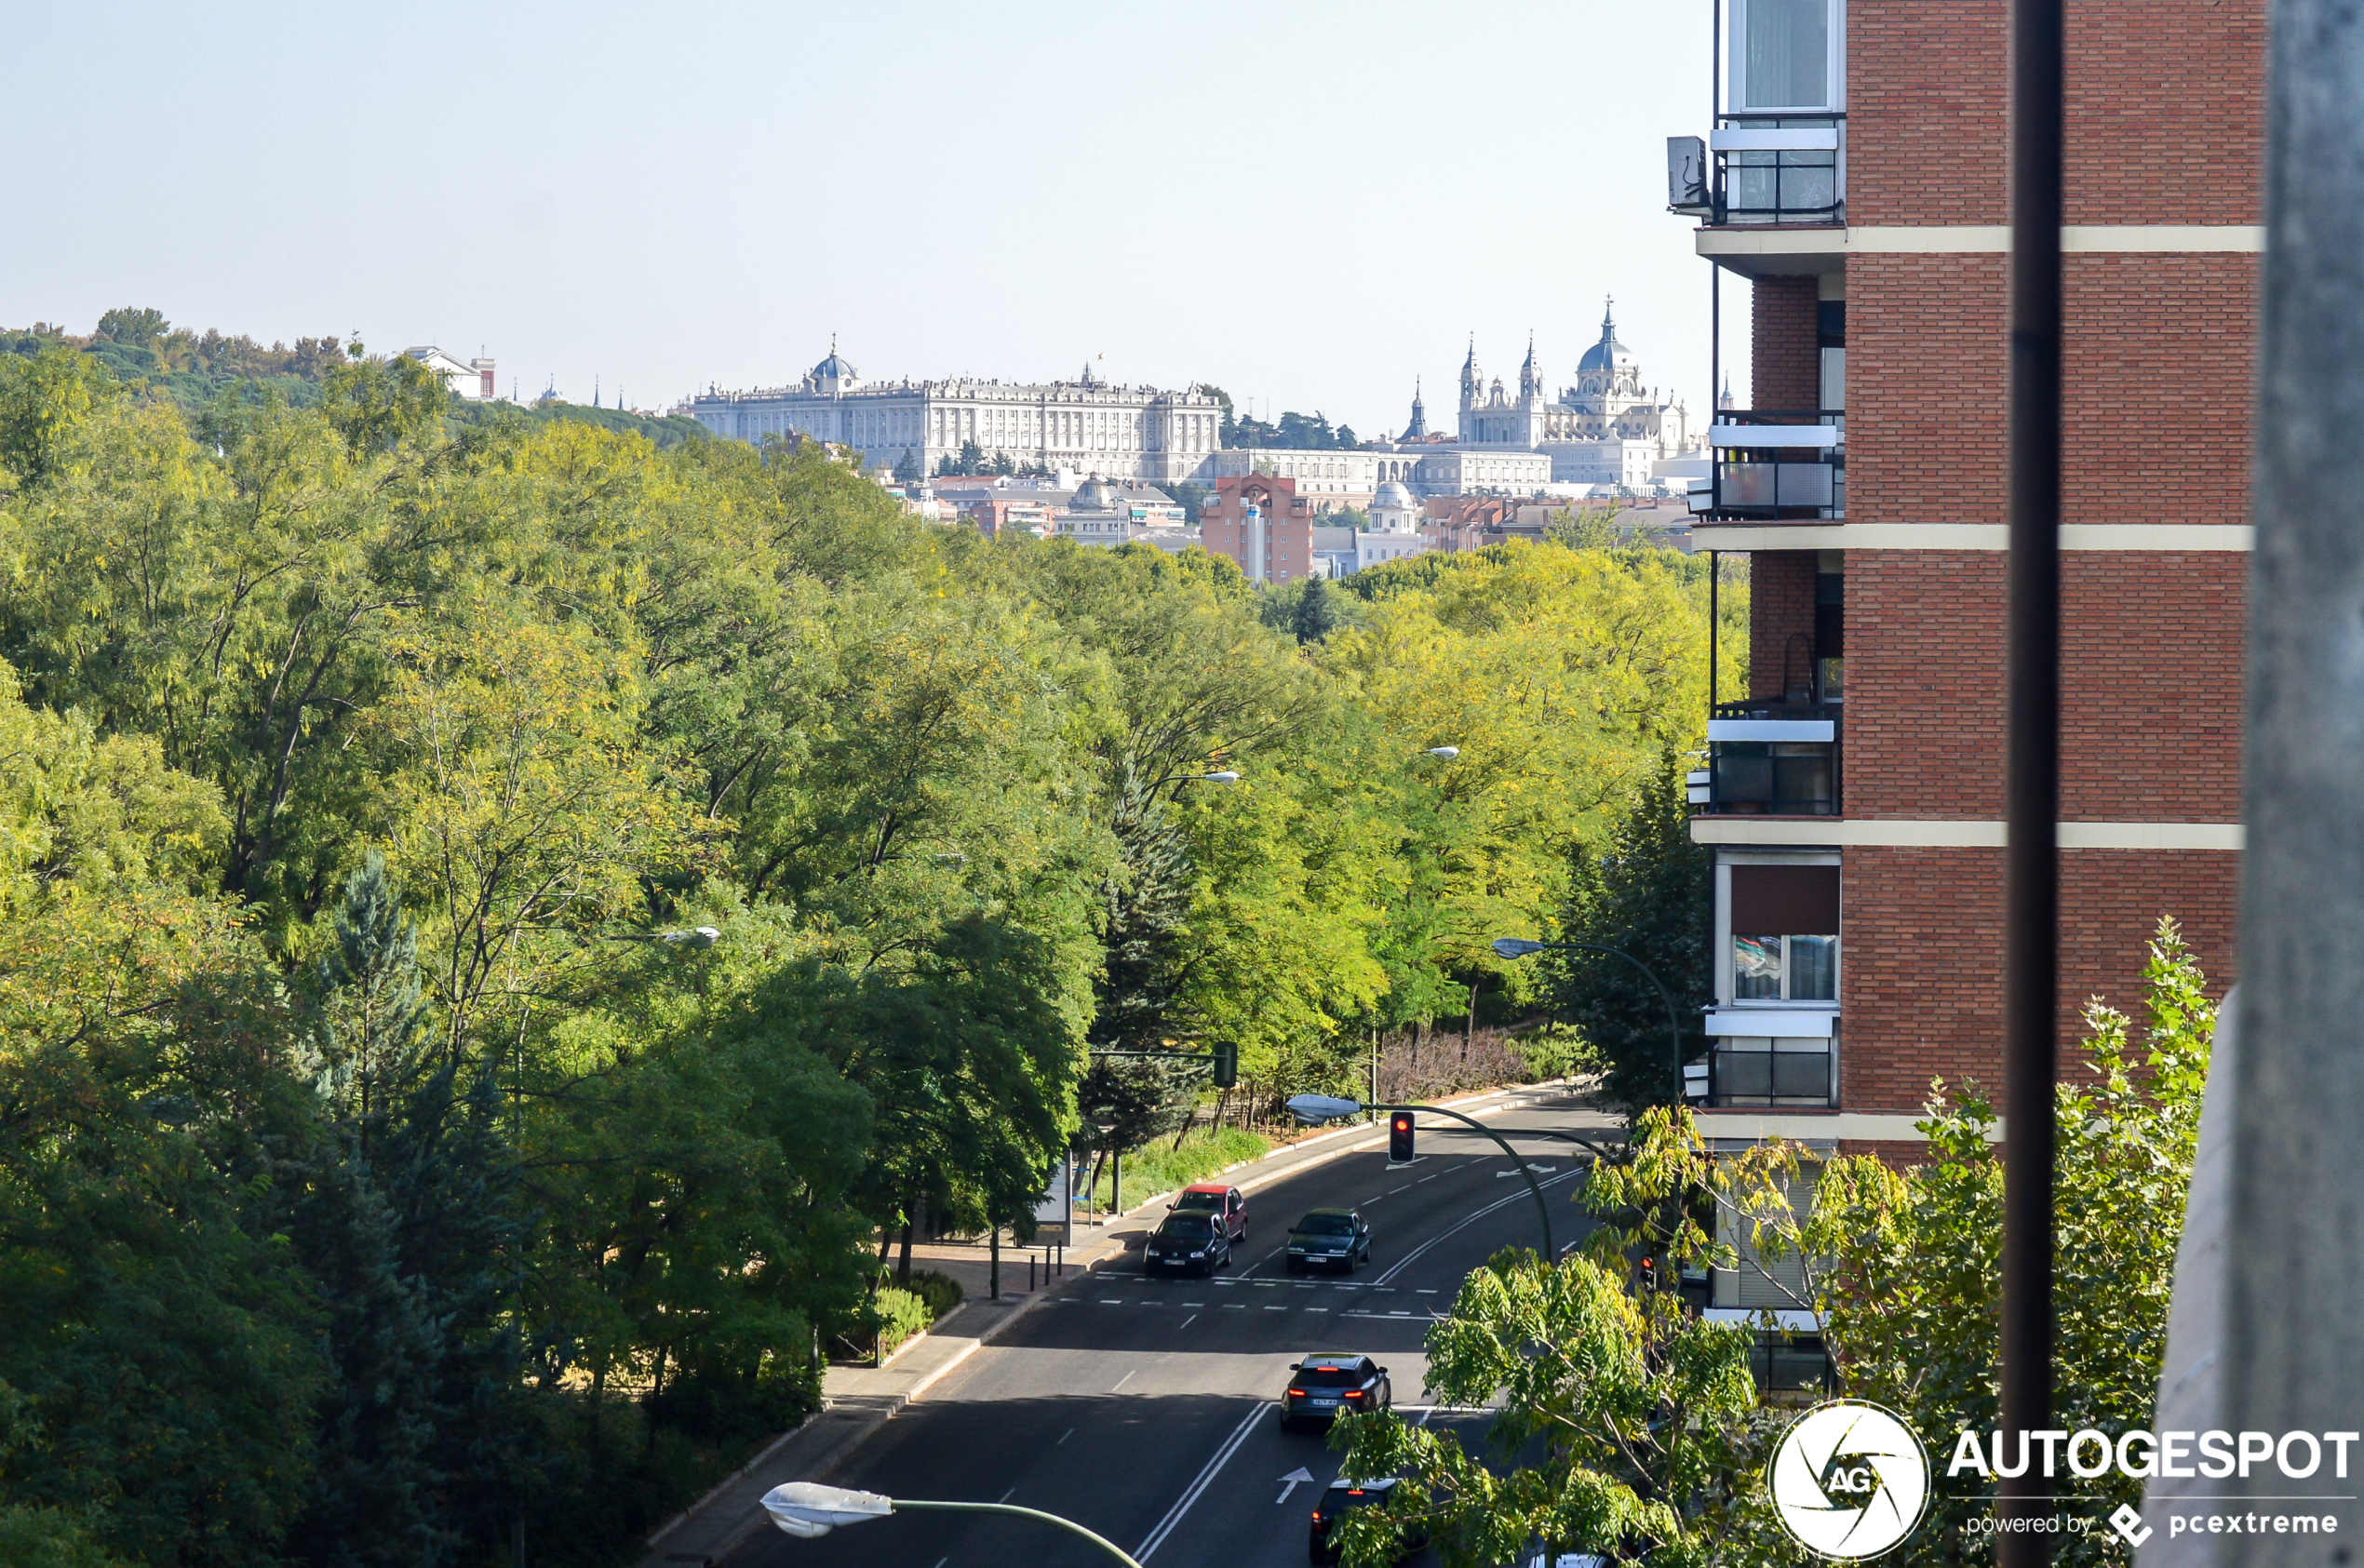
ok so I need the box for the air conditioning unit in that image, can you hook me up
[1667,136,1712,215]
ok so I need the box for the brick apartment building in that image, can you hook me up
[1672,0,2259,1364]
[1201,474,1315,583]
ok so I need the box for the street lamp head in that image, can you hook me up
[1424,745,1460,759]
[1492,937,1548,959]
[762,1482,893,1538]
[1201,770,1242,784]
[1285,1092,1365,1125]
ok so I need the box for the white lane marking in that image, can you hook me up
[1306,1307,1330,1313]
[1276,1467,1316,1506]
[1222,1304,1245,1309]
[1057,1427,1074,1445]
[933,1558,948,1568]
[1178,1314,1198,1330]
[1181,1301,1205,1307]
[998,1487,1015,1503]
[1264,1305,1287,1311]
[1370,1167,1585,1286]
[1113,1370,1136,1392]
[1390,1185,1413,1194]
[1417,1289,1438,1294]
[1418,1173,1440,1183]
[1100,1299,1125,1306]
[1135,1403,1268,1561]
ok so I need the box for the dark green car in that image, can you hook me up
[1285,1209,1371,1274]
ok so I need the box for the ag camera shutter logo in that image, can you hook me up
[1767,1400,1932,1560]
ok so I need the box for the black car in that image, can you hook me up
[1280,1353,1390,1430]
[1309,1476,1429,1565]
[1285,1209,1371,1274]
[1143,1211,1232,1276]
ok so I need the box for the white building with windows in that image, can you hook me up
[403,346,496,400]
[688,343,1225,483]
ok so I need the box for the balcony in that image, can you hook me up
[1702,696,1840,815]
[1668,115,1846,228]
[1687,410,1844,521]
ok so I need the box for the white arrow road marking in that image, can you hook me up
[1276,1467,1317,1506]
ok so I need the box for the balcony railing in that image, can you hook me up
[1688,410,1845,521]
[1702,696,1840,815]
[1667,115,1847,227]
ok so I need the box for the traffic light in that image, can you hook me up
[1211,1041,1238,1090]
[1388,1110,1415,1163]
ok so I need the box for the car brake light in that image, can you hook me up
[1344,1390,1363,1400]
[1288,1388,1305,1397]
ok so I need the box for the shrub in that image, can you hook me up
[905,1269,962,1323]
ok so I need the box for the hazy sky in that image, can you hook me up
[5,1,1748,436]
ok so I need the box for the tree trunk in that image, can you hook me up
[895,1188,920,1284]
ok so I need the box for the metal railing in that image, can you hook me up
[1702,696,1841,815]
[1689,409,1845,520]
[1716,114,1845,225]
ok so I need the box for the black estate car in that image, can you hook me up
[1280,1353,1390,1430]
[1309,1476,1429,1565]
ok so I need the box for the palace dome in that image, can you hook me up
[1374,480,1417,511]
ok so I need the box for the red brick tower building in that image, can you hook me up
[1671,0,2260,1349]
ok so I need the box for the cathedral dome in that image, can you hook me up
[1374,480,1417,511]
[1578,301,1635,376]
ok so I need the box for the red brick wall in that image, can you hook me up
[1750,551,1820,699]
[1837,847,2236,1114]
[1848,253,2256,528]
[1844,550,2244,821]
[1202,476,1311,582]
[1753,277,1820,410]
[1846,1,2263,227]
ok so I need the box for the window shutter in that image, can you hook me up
[1730,864,1840,933]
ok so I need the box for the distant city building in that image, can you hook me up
[1200,475,1313,583]
[1448,303,1702,488]
[1054,477,1189,547]
[1206,444,1552,504]
[689,343,1224,483]
[1359,481,1431,571]
[404,346,495,399]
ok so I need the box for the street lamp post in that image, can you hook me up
[1492,937,1687,1105]
[1285,1093,1560,1262]
[763,1482,1144,1566]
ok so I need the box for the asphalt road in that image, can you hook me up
[728,1102,1613,1568]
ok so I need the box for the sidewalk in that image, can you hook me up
[638,1078,1591,1567]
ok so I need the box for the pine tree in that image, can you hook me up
[1078,761,1202,1154]
[1549,756,1713,1112]
[312,853,430,1143]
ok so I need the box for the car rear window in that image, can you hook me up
[1297,1213,1354,1235]
[1295,1364,1363,1387]
[1173,1191,1223,1211]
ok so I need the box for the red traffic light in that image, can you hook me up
[1388,1111,1415,1162]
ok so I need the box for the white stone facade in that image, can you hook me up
[689,345,1224,483]
[1452,302,1702,487]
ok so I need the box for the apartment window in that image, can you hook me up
[1727,864,1841,1001]
[1733,0,1839,112]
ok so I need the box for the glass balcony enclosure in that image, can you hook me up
[1703,695,1840,814]
[1688,409,1845,520]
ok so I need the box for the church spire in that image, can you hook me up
[1519,331,1540,400]
[1403,376,1428,441]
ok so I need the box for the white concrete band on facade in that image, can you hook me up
[1687,523,2254,551]
[1689,820,2245,850]
[1697,224,2264,260]
[1689,1110,2006,1143]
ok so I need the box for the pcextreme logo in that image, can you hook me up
[1767,1400,1933,1561]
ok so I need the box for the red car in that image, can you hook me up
[1169,1183,1247,1241]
